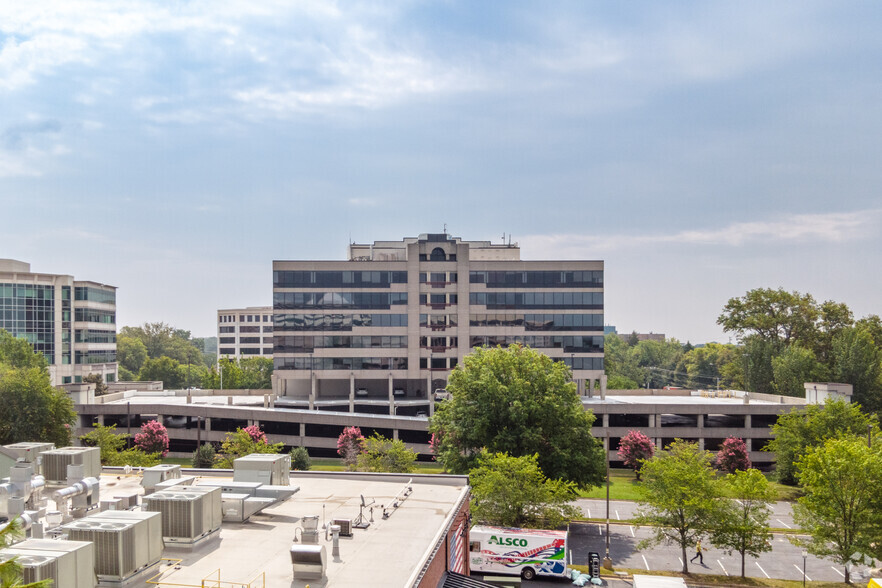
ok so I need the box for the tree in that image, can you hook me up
[606,375,639,390]
[741,336,778,395]
[239,357,274,389]
[202,358,244,390]
[0,363,75,448]
[634,440,722,574]
[356,435,416,473]
[290,446,311,471]
[715,437,751,473]
[831,327,882,412]
[215,426,283,468]
[772,345,826,397]
[767,398,879,485]
[193,443,216,468]
[604,334,643,385]
[138,356,186,389]
[710,469,775,578]
[134,420,169,457]
[469,452,581,529]
[337,426,365,470]
[633,339,684,388]
[0,329,47,369]
[792,437,882,583]
[79,424,160,467]
[116,335,148,375]
[82,373,108,396]
[717,288,820,347]
[430,344,605,488]
[0,517,52,587]
[617,430,655,480]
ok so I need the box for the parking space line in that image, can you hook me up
[569,550,573,565]
[678,557,683,568]
[615,510,621,521]
[718,560,728,576]
[598,524,603,536]
[831,567,844,578]
[777,519,792,529]
[642,555,650,571]
[629,526,635,537]
[793,564,812,581]
[755,562,770,578]
[586,508,591,518]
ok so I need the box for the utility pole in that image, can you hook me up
[604,430,612,569]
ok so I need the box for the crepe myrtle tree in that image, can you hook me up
[134,420,169,457]
[715,437,751,474]
[617,430,655,480]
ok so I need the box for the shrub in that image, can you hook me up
[716,437,751,473]
[215,426,283,469]
[356,435,416,473]
[193,443,216,468]
[134,420,169,457]
[618,430,655,480]
[290,446,311,471]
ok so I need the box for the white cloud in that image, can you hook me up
[520,210,880,259]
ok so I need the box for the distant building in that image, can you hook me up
[217,306,273,359]
[0,259,117,386]
[617,331,666,343]
[272,233,605,414]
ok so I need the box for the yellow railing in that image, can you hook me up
[145,559,265,588]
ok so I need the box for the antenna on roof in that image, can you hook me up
[443,223,447,235]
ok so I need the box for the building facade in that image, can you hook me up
[0,259,117,386]
[271,233,605,414]
[217,306,274,359]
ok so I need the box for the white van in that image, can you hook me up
[469,525,568,580]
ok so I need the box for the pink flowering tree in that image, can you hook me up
[429,432,441,461]
[134,420,169,457]
[617,430,655,480]
[716,437,751,473]
[242,424,268,444]
[337,426,365,470]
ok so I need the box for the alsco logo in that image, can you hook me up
[487,535,528,547]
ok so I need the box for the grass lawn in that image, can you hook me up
[308,457,446,474]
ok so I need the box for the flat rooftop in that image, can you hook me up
[87,471,468,587]
[586,392,784,406]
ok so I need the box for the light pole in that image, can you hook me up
[604,430,611,569]
[802,550,807,587]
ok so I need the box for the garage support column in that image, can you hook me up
[600,374,607,400]
[349,373,355,413]
[299,422,305,445]
[309,372,315,411]
[388,373,395,416]
[204,417,211,432]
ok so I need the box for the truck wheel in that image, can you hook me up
[521,567,536,581]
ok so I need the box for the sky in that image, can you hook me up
[1,1,881,343]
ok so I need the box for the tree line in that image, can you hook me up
[607,288,882,412]
[117,322,272,390]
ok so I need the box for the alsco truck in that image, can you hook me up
[468,525,568,580]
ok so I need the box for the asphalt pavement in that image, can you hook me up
[572,499,797,530]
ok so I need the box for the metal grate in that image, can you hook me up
[42,452,76,482]
[68,525,136,578]
[20,556,58,583]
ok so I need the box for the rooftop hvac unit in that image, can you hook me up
[144,486,222,545]
[62,511,162,582]
[233,453,290,486]
[331,518,352,537]
[141,464,181,495]
[0,442,55,477]
[0,539,96,588]
[42,447,101,484]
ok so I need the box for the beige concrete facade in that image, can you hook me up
[272,234,605,415]
[217,306,273,359]
[0,259,117,386]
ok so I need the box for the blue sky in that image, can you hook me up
[1,1,880,342]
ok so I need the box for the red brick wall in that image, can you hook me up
[417,491,471,587]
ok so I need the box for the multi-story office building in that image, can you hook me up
[217,306,274,359]
[272,233,605,414]
[0,259,117,386]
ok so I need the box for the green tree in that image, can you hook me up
[772,345,826,397]
[290,446,311,471]
[634,440,722,574]
[604,334,643,385]
[710,468,775,578]
[813,301,854,364]
[240,357,274,389]
[741,336,778,395]
[792,437,882,583]
[0,517,52,587]
[634,339,684,388]
[0,350,75,447]
[116,335,148,375]
[606,374,639,390]
[82,372,108,396]
[215,427,283,469]
[469,452,581,528]
[856,314,882,347]
[429,344,605,487]
[202,358,244,390]
[356,435,416,473]
[718,288,820,347]
[831,327,882,412]
[767,398,879,485]
[79,424,160,467]
[138,356,186,389]
[192,443,216,468]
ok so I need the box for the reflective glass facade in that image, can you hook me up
[275,335,408,352]
[470,270,603,287]
[74,308,116,324]
[74,286,116,304]
[74,329,117,344]
[274,292,407,309]
[274,356,407,370]
[470,313,603,330]
[75,349,117,364]
[274,313,407,331]
[469,291,603,309]
[0,283,55,363]
[469,335,604,353]
[274,271,407,287]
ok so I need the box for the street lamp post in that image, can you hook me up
[604,430,612,569]
[802,550,807,587]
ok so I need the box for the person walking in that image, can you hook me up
[690,540,704,565]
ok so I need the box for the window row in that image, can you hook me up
[219,347,273,355]
[74,308,115,324]
[74,287,116,304]
[74,329,117,344]
[0,284,54,300]
[565,357,605,371]
[274,357,408,370]
[419,294,458,305]
[420,314,457,327]
[275,335,408,352]
[469,292,603,309]
[274,292,407,310]
[219,326,235,333]
[469,335,604,353]
[419,336,458,348]
[274,271,408,287]
[1,310,54,322]
[469,270,603,288]
[75,349,117,364]
[419,272,457,283]
[470,313,604,330]
[419,357,458,369]
[274,313,408,331]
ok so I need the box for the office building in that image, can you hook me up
[217,306,273,359]
[0,259,117,386]
[271,233,605,414]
